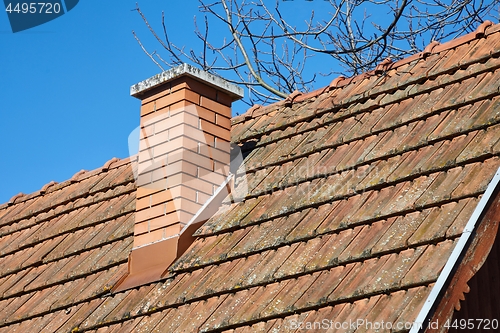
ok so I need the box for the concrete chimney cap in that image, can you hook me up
[130,63,244,100]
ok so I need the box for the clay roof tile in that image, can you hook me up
[421,40,441,58]
[1,20,500,333]
[40,181,58,195]
[70,169,87,183]
[475,20,493,38]
[8,192,25,206]
[101,157,120,172]
[375,57,393,73]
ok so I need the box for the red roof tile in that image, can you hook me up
[2,22,500,333]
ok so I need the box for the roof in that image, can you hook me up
[1,21,500,332]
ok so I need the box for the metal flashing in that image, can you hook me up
[410,166,500,333]
[180,173,233,235]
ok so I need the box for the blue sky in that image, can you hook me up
[0,2,197,203]
[0,1,326,204]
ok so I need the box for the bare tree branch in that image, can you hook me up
[132,30,164,71]
[132,0,500,105]
[220,0,288,98]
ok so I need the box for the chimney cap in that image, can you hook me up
[131,63,244,100]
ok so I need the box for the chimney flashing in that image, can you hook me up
[115,64,243,292]
[131,63,244,100]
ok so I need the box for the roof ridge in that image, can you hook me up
[0,156,136,209]
[234,58,500,144]
[231,20,498,125]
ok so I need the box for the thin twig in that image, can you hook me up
[132,31,164,71]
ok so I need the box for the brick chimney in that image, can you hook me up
[114,64,243,291]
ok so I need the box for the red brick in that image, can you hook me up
[179,211,193,224]
[179,130,216,147]
[165,223,187,238]
[167,149,214,171]
[140,123,155,137]
[184,89,202,105]
[162,160,199,180]
[10,29,500,332]
[136,195,151,211]
[136,171,152,187]
[140,100,156,117]
[138,146,158,165]
[198,144,230,164]
[152,167,197,188]
[171,76,218,100]
[150,137,198,158]
[192,105,216,123]
[138,130,169,151]
[154,111,199,134]
[167,123,192,141]
[169,103,217,123]
[169,79,189,93]
[168,99,192,116]
[154,89,200,111]
[169,184,197,202]
[197,168,228,186]
[149,93,180,115]
[149,211,183,231]
[213,161,230,176]
[148,190,171,207]
[200,119,231,141]
[140,105,170,125]
[200,96,232,118]
[136,161,156,181]
[196,190,212,204]
[167,173,215,195]
[147,210,192,229]
[134,221,149,235]
[216,91,234,107]
[212,149,231,165]
[167,197,199,215]
[141,85,171,104]
[133,228,165,247]
[177,198,203,215]
[143,130,227,161]
[214,137,230,151]
[215,113,231,128]
[136,186,162,199]
[135,203,166,223]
